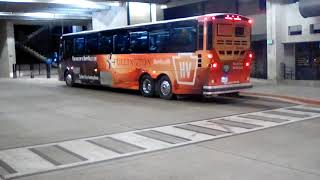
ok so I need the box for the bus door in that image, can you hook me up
[74,36,99,84]
[97,34,114,86]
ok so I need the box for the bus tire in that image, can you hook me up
[140,74,155,97]
[65,71,74,87]
[158,76,174,100]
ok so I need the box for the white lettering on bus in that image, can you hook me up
[72,56,97,62]
[79,75,99,80]
[179,62,192,79]
[154,59,171,65]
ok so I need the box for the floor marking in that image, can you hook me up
[175,124,228,136]
[53,145,88,162]
[110,133,172,150]
[0,160,16,175]
[59,140,120,162]
[0,105,319,179]
[154,126,213,141]
[0,149,55,174]
[29,148,62,166]
[279,108,319,116]
[210,119,261,129]
[252,112,298,121]
[286,107,320,114]
[190,121,248,134]
[238,115,288,123]
[263,110,310,118]
[136,130,189,144]
[88,137,145,154]
[224,116,278,127]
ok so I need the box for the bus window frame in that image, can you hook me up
[235,26,246,37]
[73,37,85,56]
[149,29,170,53]
[206,21,213,50]
[113,33,130,54]
[198,22,204,50]
[129,31,149,53]
[98,33,113,54]
[169,26,197,53]
[85,34,99,55]
[63,38,73,59]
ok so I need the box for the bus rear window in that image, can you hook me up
[235,26,245,37]
[217,24,233,37]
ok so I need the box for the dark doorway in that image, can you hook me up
[296,42,320,80]
[251,40,268,79]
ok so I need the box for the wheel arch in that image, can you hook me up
[139,72,152,82]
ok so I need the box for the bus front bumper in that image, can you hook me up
[203,83,253,96]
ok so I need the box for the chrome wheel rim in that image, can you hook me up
[160,81,171,96]
[142,79,152,94]
[66,74,73,86]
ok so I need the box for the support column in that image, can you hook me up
[0,21,16,78]
[266,0,286,80]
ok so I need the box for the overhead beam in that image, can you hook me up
[0,0,121,9]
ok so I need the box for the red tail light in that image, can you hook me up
[209,61,219,70]
[234,16,242,21]
[225,15,233,20]
[212,62,218,68]
[245,62,250,67]
[249,53,253,59]
[248,19,253,24]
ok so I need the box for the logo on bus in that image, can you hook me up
[173,54,198,85]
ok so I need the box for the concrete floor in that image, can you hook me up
[0,78,319,180]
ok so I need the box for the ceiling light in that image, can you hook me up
[160,5,168,9]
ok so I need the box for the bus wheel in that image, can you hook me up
[158,76,173,100]
[65,71,74,87]
[140,74,155,97]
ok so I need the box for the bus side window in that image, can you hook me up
[169,27,196,52]
[149,30,170,53]
[64,39,73,58]
[114,34,130,54]
[198,23,204,50]
[98,35,113,54]
[86,35,98,55]
[74,37,85,56]
[207,21,213,50]
[130,31,148,53]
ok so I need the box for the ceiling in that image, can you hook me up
[0,0,203,25]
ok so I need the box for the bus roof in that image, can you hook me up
[62,13,249,37]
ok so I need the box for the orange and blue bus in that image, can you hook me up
[58,13,254,100]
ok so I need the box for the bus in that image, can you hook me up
[58,13,254,100]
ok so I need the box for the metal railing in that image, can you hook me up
[12,63,57,79]
[281,63,295,80]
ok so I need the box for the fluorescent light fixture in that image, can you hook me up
[0,11,92,19]
[129,2,149,17]
[22,12,55,18]
[0,0,120,8]
[160,5,168,9]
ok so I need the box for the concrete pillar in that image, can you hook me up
[266,0,286,80]
[92,4,128,30]
[0,21,16,78]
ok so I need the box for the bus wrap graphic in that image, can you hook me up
[173,54,198,85]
